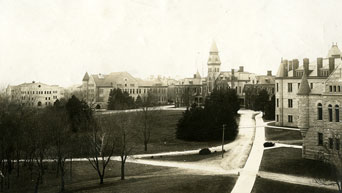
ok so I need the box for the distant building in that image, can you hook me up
[243,71,275,110]
[6,81,64,107]
[81,72,170,109]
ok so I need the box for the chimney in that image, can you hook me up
[283,60,288,77]
[329,57,335,74]
[267,70,272,76]
[317,57,323,77]
[292,59,299,77]
[303,58,309,76]
[239,66,244,72]
[288,61,293,71]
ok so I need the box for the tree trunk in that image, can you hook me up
[144,142,147,152]
[34,172,40,193]
[60,166,65,192]
[69,157,72,181]
[121,161,125,180]
[100,175,104,184]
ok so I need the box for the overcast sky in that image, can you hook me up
[1,0,342,87]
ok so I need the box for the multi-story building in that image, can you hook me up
[243,71,275,109]
[275,43,342,127]
[174,71,207,107]
[82,71,169,108]
[6,81,64,107]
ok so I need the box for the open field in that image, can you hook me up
[100,110,222,154]
[68,175,237,193]
[265,127,302,145]
[260,147,334,180]
[3,161,167,193]
[251,178,337,193]
[3,160,236,193]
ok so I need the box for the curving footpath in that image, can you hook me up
[230,112,265,193]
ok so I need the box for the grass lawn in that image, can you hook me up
[260,147,334,180]
[3,161,169,193]
[143,151,222,162]
[101,110,222,154]
[265,127,302,141]
[252,178,338,193]
[67,175,237,193]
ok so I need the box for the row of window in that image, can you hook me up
[275,115,293,123]
[276,82,314,93]
[328,85,342,92]
[20,90,58,95]
[317,103,340,122]
[276,98,293,108]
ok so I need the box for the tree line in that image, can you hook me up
[0,94,159,192]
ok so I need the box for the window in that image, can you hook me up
[317,103,323,120]
[318,133,323,146]
[288,99,293,108]
[276,83,279,92]
[328,104,333,122]
[330,86,333,92]
[334,86,337,92]
[288,115,293,123]
[288,83,292,92]
[329,138,334,149]
[298,83,300,89]
[276,115,279,122]
[339,86,341,92]
[310,83,313,89]
[276,98,279,107]
[336,139,340,150]
[336,105,340,122]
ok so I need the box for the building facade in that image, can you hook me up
[275,44,342,127]
[82,71,169,108]
[6,81,64,107]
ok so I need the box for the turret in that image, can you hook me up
[207,41,221,92]
[297,73,311,137]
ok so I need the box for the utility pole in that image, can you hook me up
[222,124,226,158]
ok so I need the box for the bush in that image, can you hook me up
[199,148,211,155]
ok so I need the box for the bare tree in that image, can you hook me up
[315,132,342,193]
[113,113,136,180]
[86,116,116,184]
[137,93,160,152]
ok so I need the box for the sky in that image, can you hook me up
[1,0,342,88]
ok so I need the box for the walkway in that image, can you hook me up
[231,112,265,193]
[265,122,300,131]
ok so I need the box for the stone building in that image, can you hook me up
[275,44,342,127]
[6,81,64,107]
[82,71,169,108]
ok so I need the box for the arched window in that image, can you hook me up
[37,101,42,107]
[328,104,333,122]
[336,105,340,122]
[317,103,323,120]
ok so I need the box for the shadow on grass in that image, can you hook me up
[252,178,337,193]
[260,147,334,180]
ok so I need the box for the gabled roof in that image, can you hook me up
[91,72,138,87]
[297,73,311,95]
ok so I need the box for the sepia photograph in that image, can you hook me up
[1,0,342,192]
